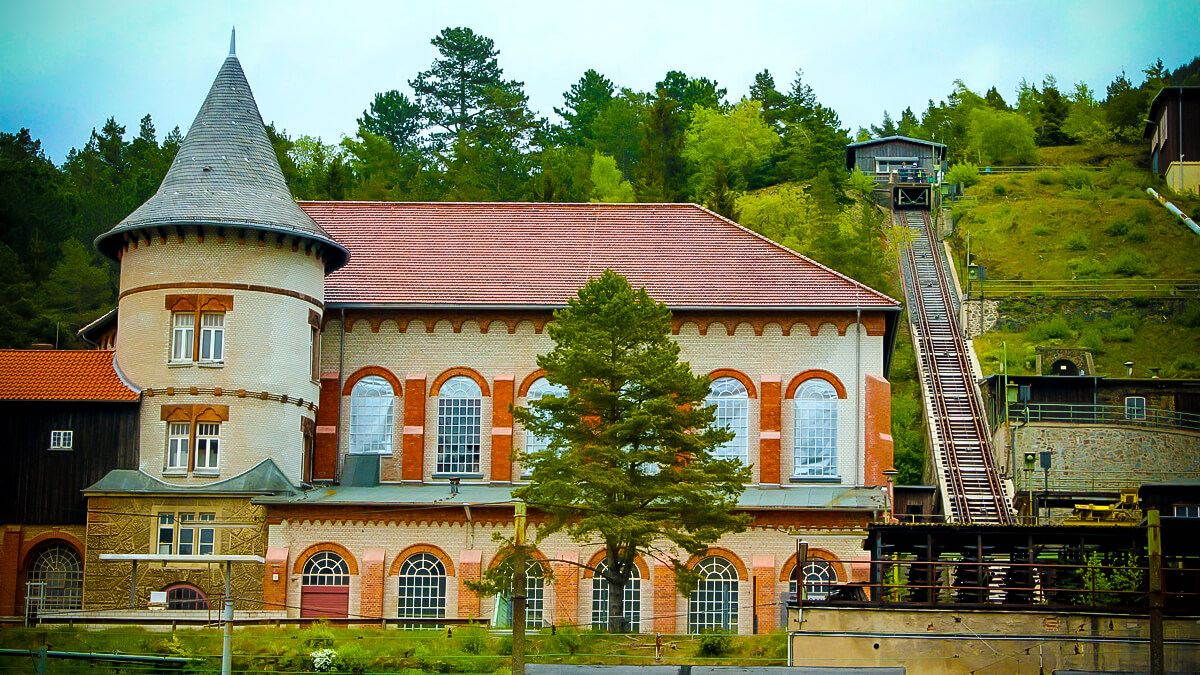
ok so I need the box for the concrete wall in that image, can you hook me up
[789,607,1200,673]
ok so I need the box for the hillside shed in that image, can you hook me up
[846,136,947,182]
[1144,86,1200,192]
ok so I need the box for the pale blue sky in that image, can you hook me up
[2,0,1197,162]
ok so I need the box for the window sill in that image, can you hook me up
[432,473,484,480]
[193,470,221,477]
[197,361,225,368]
[163,469,188,476]
[167,362,193,368]
[789,475,842,484]
[348,451,392,457]
[47,447,74,452]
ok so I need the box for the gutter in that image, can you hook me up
[325,303,904,312]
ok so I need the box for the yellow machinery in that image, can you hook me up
[1064,489,1143,526]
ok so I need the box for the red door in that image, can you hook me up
[300,585,349,618]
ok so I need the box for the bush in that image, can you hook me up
[946,162,981,187]
[336,643,371,675]
[1034,171,1055,185]
[1059,165,1096,190]
[1110,312,1141,331]
[1131,204,1153,226]
[1066,257,1106,278]
[1103,326,1135,342]
[697,630,734,658]
[1029,316,1072,342]
[992,183,1008,196]
[1065,233,1089,251]
[1103,217,1130,236]
[1125,224,1149,243]
[311,648,339,673]
[1032,224,1051,236]
[1078,329,1105,354]
[304,620,336,650]
[1110,251,1150,277]
[1167,353,1200,378]
[1179,302,1200,328]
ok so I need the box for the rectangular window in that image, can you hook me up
[310,326,320,381]
[198,313,224,362]
[159,512,216,555]
[171,312,195,362]
[166,422,190,471]
[1125,396,1146,421]
[49,430,73,450]
[194,422,220,473]
[157,513,175,554]
[1175,504,1200,519]
[436,398,482,474]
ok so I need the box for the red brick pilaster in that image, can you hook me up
[263,547,289,612]
[491,374,515,482]
[0,526,22,616]
[552,552,579,628]
[653,564,676,634]
[313,374,341,481]
[759,375,781,484]
[863,374,893,487]
[402,374,427,481]
[458,550,482,618]
[752,554,776,633]
[361,548,385,619]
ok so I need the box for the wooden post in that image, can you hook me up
[1148,509,1164,675]
[512,502,527,675]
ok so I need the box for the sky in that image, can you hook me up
[1,0,1198,163]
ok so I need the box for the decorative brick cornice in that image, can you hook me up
[144,386,317,412]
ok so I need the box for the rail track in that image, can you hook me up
[899,208,1011,524]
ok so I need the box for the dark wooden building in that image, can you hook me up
[0,349,140,616]
[982,374,1200,428]
[846,136,947,208]
[1144,86,1200,193]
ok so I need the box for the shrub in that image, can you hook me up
[1065,233,1089,251]
[1103,217,1130,236]
[1059,165,1095,190]
[1029,316,1072,342]
[1167,353,1200,378]
[697,630,734,658]
[1034,171,1055,185]
[1109,251,1150,277]
[1124,224,1149,243]
[946,162,981,187]
[454,625,490,655]
[1131,204,1153,226]
[336,643,371,675]
[1068,186,1097,201]
[1103,326,1135,342]
[1179,301,1200,328]
[1066,257,1106,278]
[304,620,336,650]
[993,183,1008,196]
[311,648,339,673]
[1079,329,1105,354]
[1110,313,1141,331]
[1032,224,1051,236]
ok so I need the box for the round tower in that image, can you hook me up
[95,35,348,486]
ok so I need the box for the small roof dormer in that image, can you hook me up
[95,31,348,272]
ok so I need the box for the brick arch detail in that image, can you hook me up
[517,369,548,398]
[389,544,456,577]
[685,547,748,581]
[293,542,359,576]
[342,366,403,397]
[486,546,551,575]
[581,549,650,580]
[784,369,848,400]
[779,548,847,584]
[430,367,491,397]
[20,531,85,566]
[707,369,758,399]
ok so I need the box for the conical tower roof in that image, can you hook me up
[96,38,348,272]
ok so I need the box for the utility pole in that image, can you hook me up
[222,561,233,675]
[512,502,527,675]
[1148,508,1164,675]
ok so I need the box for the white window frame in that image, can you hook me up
[688,556,738,633]
[166,422,190,472]
[793,379,839,478]
[707,377,749,465]
[49,430,73,450]
[194,422,220,473]
[397,553,447,620]
[788,560,837,601]
[522,378,567,477]
[436,376,482,475]
[157,512,216,556]
[591,559,641,632]
[170,312,195,363]
[1175,504,1200,518]
[349,376,395,454]
[302,551,351,586]
[1124,396,1146,421]
[197,312,224,363]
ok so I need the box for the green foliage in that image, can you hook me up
[588,152,636,203]
[512,270,751,630]
[1031,224,1051,236]
[1103,216,1130,236]
[303,619,337,650]
[1064,233,1089,251]
[1028,316,1073,342]
[335,643,371,675]
[1124,224,1149,243]
[945,162,980,187]
[992,182,1007,196]
[1058,165,1096,190]
[1079,329,1105,354]
[1109,251,1151,277]
[555,69,615,146]
[683,99,779,204]
[967,108,1037,165]
[696,630,734,658]
[1078,552,1145,607]
[1180,302,1200,328]
[846,168,876,198]
[1034,171,1055,185]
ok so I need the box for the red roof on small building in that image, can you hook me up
[0,350,140,401]
[301,202,900,309]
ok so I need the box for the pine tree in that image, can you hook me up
[555,69,615,146]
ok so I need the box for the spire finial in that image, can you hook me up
[229,27,236,56]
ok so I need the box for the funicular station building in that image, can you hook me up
[845,135,947,209]
[0,43,905,633]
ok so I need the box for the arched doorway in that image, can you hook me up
[301,551,351,618]
[25,543,83,615]
[1049,359,1080,376]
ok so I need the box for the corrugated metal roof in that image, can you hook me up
[302,202,900,310]
[846,135,947,149]
[0,349,139,402]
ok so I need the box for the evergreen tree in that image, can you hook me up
[777,70,849,186]
[984,86,1009,110]
[870,110,898,138]
[897,107,922,138]
[1037,76,1071,146]
[410,27,520,144]
[512,270,750,633]
[555,69,615,146]
[358,90,424,151]
[748,69,786,129]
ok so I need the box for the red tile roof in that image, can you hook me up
[0,350,140,401]
[301,202,900,309]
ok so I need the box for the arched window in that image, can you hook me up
[26,544,83,612]
[397,553,447,620]
[522,377,567,477]
[793,379,838,477]
[788,560,838,601]
[494,560,545,629]
[165,583,209,610]
[437,376,482,474]
[688,556,738,633]
[707,377,749,465]
[349,376,394,454]
[303,551,350,586]
[591,559,640,632]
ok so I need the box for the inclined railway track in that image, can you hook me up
[900,209,1010,525]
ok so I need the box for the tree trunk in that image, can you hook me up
[606,574,627,633]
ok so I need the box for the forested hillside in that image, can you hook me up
[1,25,1195,357]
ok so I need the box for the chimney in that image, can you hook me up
[29,343,53,350]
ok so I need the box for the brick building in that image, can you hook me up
[70,40,902,632]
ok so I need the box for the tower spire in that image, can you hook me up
[229,27,236,57]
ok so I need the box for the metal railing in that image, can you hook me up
[967,278,1200,298]
[977,165,1106,174]
[1011,403,1200,432]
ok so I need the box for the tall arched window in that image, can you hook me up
[494,560,545,629]
[707,377,748,465]
[788,559,837,601]
[437,376,482,474]
[688,556,738,633]
[397,553,447,620]
[591,559,641,632]
[26,544,83,612]
[522,377,567,477]
[349,376,394,454]
[793,379,838,477]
